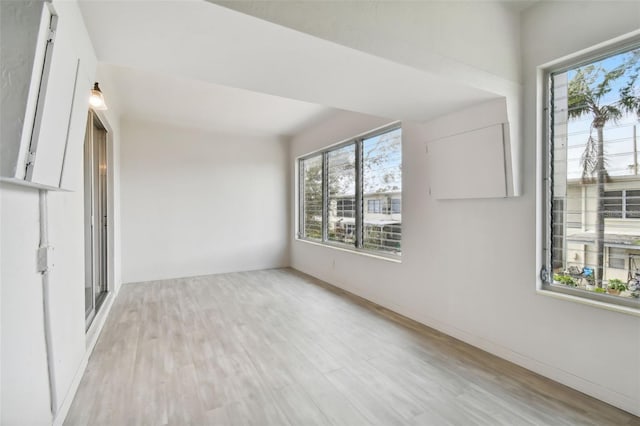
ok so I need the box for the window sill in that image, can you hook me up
[537,285,640,317]
[295,237,402,264]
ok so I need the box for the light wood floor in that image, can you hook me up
[65,268,639,425]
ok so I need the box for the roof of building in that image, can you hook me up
[333,218,400,226]
[566,232,640,249]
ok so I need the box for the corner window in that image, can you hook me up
[543,42,640,310]
[298,125,402,257]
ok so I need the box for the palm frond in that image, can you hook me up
[580,134,599,182]
[567,69,592,119]
[594,66,625,99]
[618,71,640,117]
[599,104,623,124]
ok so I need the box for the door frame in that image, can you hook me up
[84,109,115,330]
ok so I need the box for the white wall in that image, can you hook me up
[290,106,639,416]
[120,120,289,283]
[0,184,53,425]
[0,102,122,426]
[0,1,123,423]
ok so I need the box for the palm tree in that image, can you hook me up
[567,51,640,287]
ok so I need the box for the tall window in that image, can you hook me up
[300,155,323,240]
[298,125,402,257]
[328,145,356,243]
[363,128,402,252]
[544,43,640,309]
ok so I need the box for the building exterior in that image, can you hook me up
[329,191,401,253]
[564,177,640,284]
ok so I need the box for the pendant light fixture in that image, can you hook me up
[89,82,108,110]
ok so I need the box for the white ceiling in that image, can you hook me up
[99,64,335,137]
[79,0,500,136]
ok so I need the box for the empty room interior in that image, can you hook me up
[2,0,640,425]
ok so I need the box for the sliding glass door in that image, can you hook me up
[84,111,109,327]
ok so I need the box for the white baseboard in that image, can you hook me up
[409,309,640,417]
[52,287,119,426]
[320,274,640,418]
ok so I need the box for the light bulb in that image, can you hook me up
[90,82,108,110]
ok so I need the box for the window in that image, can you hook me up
[608,247,626,270]
[367,199,381,213]
[391,198,401,214]
[604,189,640,219]
[363,129,402,252]
[605,190,640,218]
[300,155,323,240]
[328,145,356,243]
[543,42,640,309]
[626,190,640,218]
[336,198,355,218]
[603,191,623,218]
[298,125,402,257]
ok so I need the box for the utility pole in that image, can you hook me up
[634,124,638,175]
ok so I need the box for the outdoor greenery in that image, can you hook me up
[553,273,577,287]
[302,155,323,239]
[607,278,627,292]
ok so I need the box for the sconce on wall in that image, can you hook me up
[89,82,108,110]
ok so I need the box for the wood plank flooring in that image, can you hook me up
[65,268,639,425]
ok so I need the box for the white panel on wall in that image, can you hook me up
[424,97,517,199]
[0,0,48,179]
[27,10,81,187]
[1,1,93,192]
[59,65,91,190]
[427,123,510,199]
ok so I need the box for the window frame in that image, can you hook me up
[391,198,401,214]
[603,190,624,219]
[538,35,640,315]
[297,122,402,260]
[336,198,355,218]
[604,189,640,219]
[367,199,382,213]
[608,247,626,270]
[298,154,324,241]
[602,189,640,219]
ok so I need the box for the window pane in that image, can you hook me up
[337,198,355,218]
[603,191,623,218]
[327,144,355,244]
[301,155,323,240]
[363,128,402,254]
[625,190,640,218]
[549,45,640,298]
[391,198,401,213]
[552,199,564,270]
[368,199,381,213]
[608,247,626,269]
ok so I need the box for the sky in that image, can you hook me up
[562,47,639,179]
